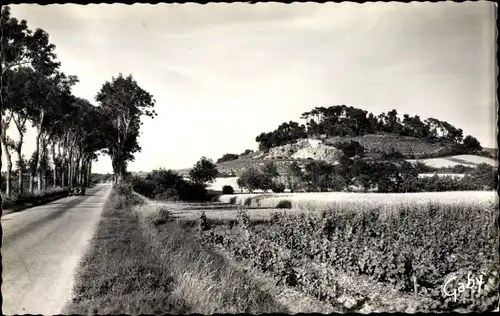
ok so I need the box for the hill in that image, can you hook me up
[176,104,496,178]
[177,138,495,179]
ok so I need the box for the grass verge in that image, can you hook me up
[63,187,183,315]
[64,185,289,314]
[137,204,290,314]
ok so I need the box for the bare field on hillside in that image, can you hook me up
[408,154,497,168]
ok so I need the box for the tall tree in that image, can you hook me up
[189,157,218,185]
[26,70,78,191]
[96,73,157,183]
[1,6,60,180]
[0,112,15,196]
[4,68,33,193]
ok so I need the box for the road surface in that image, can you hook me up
[1,184,112,315]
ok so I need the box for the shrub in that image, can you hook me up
[461,135,482,153]
[176,182,208,202]
[149,207,174,226]
[238,167,266,193]
[217,153,239,163]
[382,148,405,160]
[115,182,134,197]
[110,192,127,210]
[334,140,365,158]
[130,168,210,202]
[240,149,254,156]
[414,161,437,173]
[156,188,179,201]
[236,207,250,227]
[222,185,234,195]
[244,197,252,206]
[198,211,210,231]
[271,182,286,193]
[229,196,237,204]
[275,199,292,209]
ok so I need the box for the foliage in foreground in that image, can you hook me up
[200,202,499,312]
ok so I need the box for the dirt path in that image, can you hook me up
[1,184,112,315]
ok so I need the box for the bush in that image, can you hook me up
[217,153,239,163]
[244,197,252,206]
[149,207,174,226]
[176,182,208,202]
[222,185,234,194]
[238,167,266,193]
[129,168,211,202]
[414,161,437,173]
[155,188,179,201]
[271,182,286,193]
[382,148,405,160]
[275,199,292,209]
[198,211,210,231]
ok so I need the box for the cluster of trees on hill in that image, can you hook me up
[255,105,483,154]
[235,141,497,194]
[216,149,255,163]
[1,6,156,199]
[217,153,239,163]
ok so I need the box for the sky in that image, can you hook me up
[4,2,497,174]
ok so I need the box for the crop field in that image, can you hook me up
[216,190,497,213]
[144,188,499,313]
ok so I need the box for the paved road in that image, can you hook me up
[1,184,112,315]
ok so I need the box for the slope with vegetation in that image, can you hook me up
[177,104,495,185]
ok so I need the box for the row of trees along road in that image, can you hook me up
[1,6,157,198]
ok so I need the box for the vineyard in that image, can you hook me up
[196,198,499,312]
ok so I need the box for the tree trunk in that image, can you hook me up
[75,155,81,186]
[16,143,23,195]
[1,137,12,197]
[29,174,34,192]
[52,142,57,187]
[0,119,2,197]
[5,160,12,197]
[68,160,73,188]
[87,160,92,186]
[79,156,84,185]
[34,111,45,192]
[34,131,42,192]
[43,168,48,191]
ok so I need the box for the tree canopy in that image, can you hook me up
[256,105,478,154]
